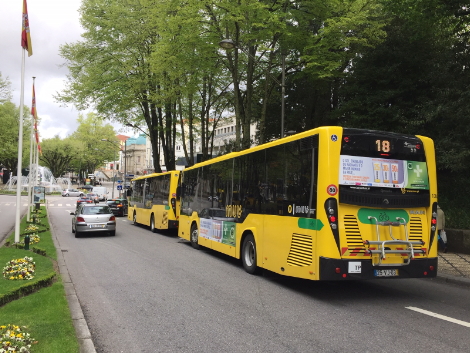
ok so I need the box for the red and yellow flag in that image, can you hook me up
[21,0,33,56]
[31,83,42,154]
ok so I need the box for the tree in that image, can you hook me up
[39,136,79,178]
[0,72,12,102]
[68,112,118,180]
[0,100,32,175]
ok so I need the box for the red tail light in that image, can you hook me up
[109,215,116,221]
[77,217,85,222]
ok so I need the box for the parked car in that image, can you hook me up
[62,188,84,197]
[76,195,94,208]
[70,204,116,237]
[106,198,128,217]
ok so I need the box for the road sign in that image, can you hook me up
[117,185,123,190]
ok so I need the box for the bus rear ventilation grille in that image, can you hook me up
[343,215,366,249]
[287,233,313,267]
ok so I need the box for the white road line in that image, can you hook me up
[406,307,470,328]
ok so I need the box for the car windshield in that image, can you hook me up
[82,206,110,215]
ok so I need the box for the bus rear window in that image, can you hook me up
[339,129,429,191]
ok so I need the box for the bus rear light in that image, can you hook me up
[429,266,435,271]
[335,268,341,274]
[329,216,336,223]
[423,271,428,276]
[431,219,437,224]
[342,274,347,278]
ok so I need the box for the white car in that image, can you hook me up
[62,188,84,197]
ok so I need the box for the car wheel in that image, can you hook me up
[75,231,80,238]
[241,234,260,275]
[110,230,116,236]
[65,193,69,197]
[150,215,156,233]
[133,212,138,225]
[72,224,75,233]
[190,224,200,249]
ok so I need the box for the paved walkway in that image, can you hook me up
[436,251,470,287]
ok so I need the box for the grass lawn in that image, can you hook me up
[0,207,80,352]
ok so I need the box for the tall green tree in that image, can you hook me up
[68,112,117,180]
[0,73,32,175]
[39,136,78,177]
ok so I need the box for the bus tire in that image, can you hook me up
[150,215,156,233]
[242,234,260,275]
[133,212,137,225]
[190,224,200,249]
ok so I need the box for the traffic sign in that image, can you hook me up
[117,185,123,190]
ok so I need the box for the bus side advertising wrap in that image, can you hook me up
[339,155,429,190]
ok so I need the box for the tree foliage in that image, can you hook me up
[57,0,470,227]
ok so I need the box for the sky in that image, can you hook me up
[0,0,126,140]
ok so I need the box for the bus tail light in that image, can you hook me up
[324,198,340,247]
[171,197,177,217]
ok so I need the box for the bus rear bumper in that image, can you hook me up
[319,257,438,280]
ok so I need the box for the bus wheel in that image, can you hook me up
[190,224,200,249]
[133,212,137,225]
[150,215,156,233]
[242,234,260,275]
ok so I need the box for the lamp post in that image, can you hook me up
[219,39,286,138]
[101,139,118,198]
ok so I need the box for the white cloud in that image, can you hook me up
[0,0,126,141]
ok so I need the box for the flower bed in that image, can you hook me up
[0,324,35,353]
[2,257,35,281]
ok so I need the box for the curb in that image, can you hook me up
[434,273,470,288]
[48,202,97,353]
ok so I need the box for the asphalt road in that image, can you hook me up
[3,194,470,352]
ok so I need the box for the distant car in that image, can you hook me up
[106,198,128,217]
[76,195,94,208]
[70,204,116,237]
[78,185,94,191]
[87,193,100,203]
[62,188,84,197]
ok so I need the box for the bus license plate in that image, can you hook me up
[374,269,398,277]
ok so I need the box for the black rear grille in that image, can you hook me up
[339,188,429,208]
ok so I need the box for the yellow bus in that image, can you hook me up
[177,126,438,280]
[128,171,181,232]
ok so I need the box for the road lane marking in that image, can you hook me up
[406,307,470,327]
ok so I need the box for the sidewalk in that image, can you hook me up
[436,251,470,286]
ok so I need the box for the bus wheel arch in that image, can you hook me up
[241,232,261,275]
[190,222,200,249]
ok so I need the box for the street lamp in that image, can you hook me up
[101,139,118,198]
[219,39,286,138]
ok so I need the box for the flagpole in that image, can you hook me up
[14,50,26,244]
[27,115,33,222]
